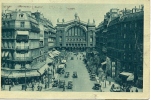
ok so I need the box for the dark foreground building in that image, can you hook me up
[96,6,143,87]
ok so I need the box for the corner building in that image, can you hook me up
[1,10,55,85]
[56,13,96,51]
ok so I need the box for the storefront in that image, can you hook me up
[1,69,40,85]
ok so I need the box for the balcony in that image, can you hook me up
[2,25,31,30]
[16,46,29,52]
[49,34,56,38]
[31,24,40,32]
[16,35,29,42]
[2,47,15,50]
[2,36,15,39]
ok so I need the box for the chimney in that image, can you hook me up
[123,9,125,15]
[141,5,144,11]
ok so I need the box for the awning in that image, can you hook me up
[2,51,5,57]
[127,74,134,81]
[101,61,107,65]
[46,57,54,63]
[17,31,29,35]
[52,51,60,55]
[1,70,40,78]
[5,52,9,57]
[120,72,133,76]
[38,64,49,75]
[49,53,54,58]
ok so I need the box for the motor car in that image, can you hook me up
[110,84,121,92]
[67,81,73,89]
[64,72,70,78]
[92,83,101,90]
[72,71,78,78]
[90,74,96,81]
[52,80,58,87]
[58,80,65,88]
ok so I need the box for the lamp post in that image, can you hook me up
[21,64,27,91]
[48,68,51,88]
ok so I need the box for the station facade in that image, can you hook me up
[56,13,96,52]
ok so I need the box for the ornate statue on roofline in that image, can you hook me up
[93,19,95,24]
[62,18,64,22]
[57,18,59,22]
[75,13,78,19]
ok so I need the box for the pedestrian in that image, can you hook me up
[45,83,47,89]
[32,83,34,91]
[105,81,106,88]
[37,84,40,91]
[109,81,111,85]
[135,88,138,92]
[25,84,27,91]
[62,85,65,92]
[100,87,102,92]
[9,85,11,91]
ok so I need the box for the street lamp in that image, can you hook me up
[47,68,52,88]
[20,64,27,91]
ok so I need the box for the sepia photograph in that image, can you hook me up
[0,0,150,99]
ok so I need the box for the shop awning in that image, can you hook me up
[5,52,9,57]
[120,72,134,81]
[120,72,133,76]
[52,50,60,55]
[38,64,49,75]
[2,51,5,57]
[49,53,54,58]
[1,70,40,78]
[127,74,134,81]
[17,31,29,35]
[101,61,107,65]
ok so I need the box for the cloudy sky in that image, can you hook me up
[2,3,141,26]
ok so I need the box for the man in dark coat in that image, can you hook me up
[62,85,65,92]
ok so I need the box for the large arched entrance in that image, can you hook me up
[65,25,87,52]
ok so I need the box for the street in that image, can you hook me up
[48,52,97,92]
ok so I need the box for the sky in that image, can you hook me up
[2,3,141,27]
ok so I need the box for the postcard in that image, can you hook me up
[0,0,150,99]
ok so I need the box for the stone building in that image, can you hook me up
[96,6,144,82]
[1,10,55,84]
[56,13,96,51]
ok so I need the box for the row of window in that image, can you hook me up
[65,44,87,46]
[66,38,86,42]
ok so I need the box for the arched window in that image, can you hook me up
[90,37,93,42]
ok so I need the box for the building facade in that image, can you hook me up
[1,10,56,84]
[96,6,143,82]
[56,13,96,51]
